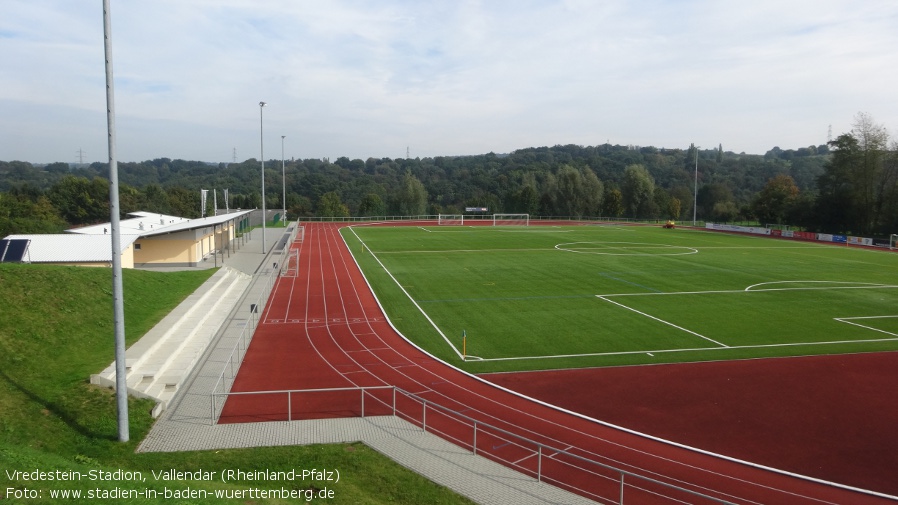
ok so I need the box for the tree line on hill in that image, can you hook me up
[2,112,897,238]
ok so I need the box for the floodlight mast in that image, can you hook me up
[260,101,267,253]
[103,0,128,442]
[281,135,286,226]
[693,145,699,226]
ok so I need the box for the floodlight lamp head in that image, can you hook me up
[259,101,267,107]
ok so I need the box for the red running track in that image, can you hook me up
[482,353,898,497]
[221,222,894,505]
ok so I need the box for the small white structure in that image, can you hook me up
[3,210,252,268]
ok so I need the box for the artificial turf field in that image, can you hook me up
[342,223,898,373]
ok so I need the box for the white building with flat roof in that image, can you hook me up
[3,210,253,268]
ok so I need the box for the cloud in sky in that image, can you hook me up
[2,0,897,163]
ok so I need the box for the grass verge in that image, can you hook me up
[0,264,473,504]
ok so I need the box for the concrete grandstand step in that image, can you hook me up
[126,267,239,371]
[91,266,252,413]
[93,267,237,384]
[134,274,250,397]
[135,278,245,372]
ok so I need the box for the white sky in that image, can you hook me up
[2,0,897,164]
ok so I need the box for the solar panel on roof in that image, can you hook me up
[0,239,30,262]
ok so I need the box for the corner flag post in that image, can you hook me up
[462,330,466,361]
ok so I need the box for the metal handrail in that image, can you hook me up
[212,385,394,423]
[209,223,298,422]
[210,383,735,504]
[391,387,736,504]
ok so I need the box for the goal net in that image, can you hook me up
[890,234,898,250]
[282,248,299,277]
[438,214,464,226]
[493,213,530,226]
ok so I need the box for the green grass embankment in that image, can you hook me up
[0,264,473,504]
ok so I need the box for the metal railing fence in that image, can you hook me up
[210,384,735,504]
[209,223,299,421]
[296,214,705,226]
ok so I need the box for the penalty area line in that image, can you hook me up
[596,295,729,348]
[835,316,898,338]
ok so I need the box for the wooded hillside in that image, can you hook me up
[3,113,897,238]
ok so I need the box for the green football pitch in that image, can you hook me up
[342,223,898,373]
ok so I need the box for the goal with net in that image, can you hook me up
[438,214,464,226]
[890,234,898,250]
[492,213,530,226]
[282,248,299,277]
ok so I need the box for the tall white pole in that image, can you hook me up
[281,135,286,226]
[260,102,267,253]
[103,0,128,442]
[693,145,698,226]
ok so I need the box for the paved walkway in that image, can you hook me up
[137,225,593,505]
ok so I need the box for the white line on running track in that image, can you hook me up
[597,295,729,348]
[513,452,537,465]
[547,445,576,459]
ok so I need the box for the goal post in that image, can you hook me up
[890,234,898,250]
[492,213,530,226]
[438,214,464,226]
[282,248,299,278]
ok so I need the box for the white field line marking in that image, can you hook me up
[475,285,898,363]
[585,225,634,230]
[555,241,698,256]
[599,283,898,298]
[416,227,476,233]
[838,314,898,320]
[359,226,898,362]
[695,245,829,249]
[471,336,898,363]
[352,232,465,360]
[494,229,560,233]
[835,315,898,338]
[375,247,557,254]
[596,295,728,348]
[744,280,898,292]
